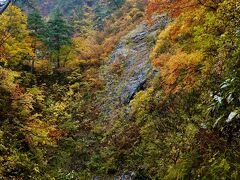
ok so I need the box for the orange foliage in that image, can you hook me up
[48,129,68,140]
[146,0,221,22]
[146,0,198,21]
[101,28,132,56]
[74,36,103,60]
[152,54,171,67]
[11,84,24,100]
[150,3,209,95]
[109,60,123,75]
[35,59,53,74]
[155,50,203,94]
[99,1,144,56]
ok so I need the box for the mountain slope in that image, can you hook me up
[1,0,240,179]
[99,15,169,120]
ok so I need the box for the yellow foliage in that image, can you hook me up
[0,5,34,65]
[160,50,203,94]
[150,8,208,95]
[24,114,59,146]
[130,87,154,119]
[35,59,53,74]
[74,36,102,60]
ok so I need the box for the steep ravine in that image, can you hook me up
[98,15,169,122]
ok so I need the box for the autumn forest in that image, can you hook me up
[0,0,240,179]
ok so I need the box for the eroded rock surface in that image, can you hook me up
[99,15,169,119]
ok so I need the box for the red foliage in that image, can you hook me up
[11,84,24,100]
[146,0,198,21]
[48,129,68,140]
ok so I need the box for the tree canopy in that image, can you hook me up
[1,0,240,179]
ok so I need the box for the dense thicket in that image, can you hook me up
[0,1,146,178]
[108,0,240,178]
[0,0,239,179]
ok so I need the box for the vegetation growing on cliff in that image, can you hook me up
[0,0,240,179]
[124,0,240,178]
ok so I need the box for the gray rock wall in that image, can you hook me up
[98,15,170,120]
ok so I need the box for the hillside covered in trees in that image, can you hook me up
[0,0,240,179]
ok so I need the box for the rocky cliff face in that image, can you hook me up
[99,15,169,120]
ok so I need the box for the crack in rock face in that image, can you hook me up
[99,15,170,119]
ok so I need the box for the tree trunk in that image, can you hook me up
[31,59,35,73]
[57,53,60,69]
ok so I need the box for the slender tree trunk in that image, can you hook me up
[31,43,36,73]
[57,52,60,69]
[56,39,60,69]
[31,59,35,73]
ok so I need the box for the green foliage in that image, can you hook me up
[28,10,46,40]
[1,0,240,179]
[46,9,73,69]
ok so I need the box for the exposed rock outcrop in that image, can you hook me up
[99,15,170,120]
